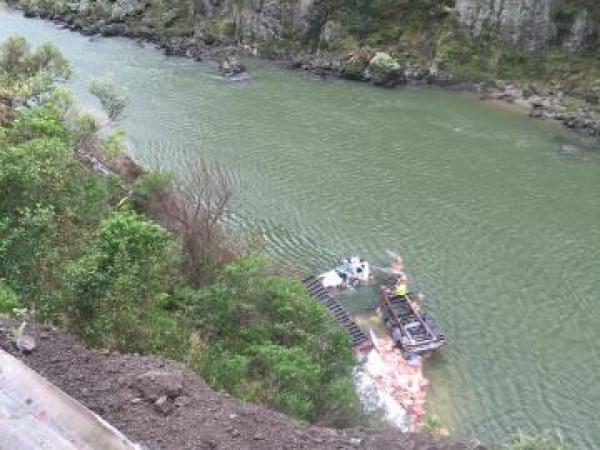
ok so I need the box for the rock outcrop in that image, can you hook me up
[455,0,598,52]
[14,0,195,44]
[455,0,559,51]
[193,0,316,45]
[481,82,600,138]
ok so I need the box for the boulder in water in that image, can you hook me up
[559,144,582,156]
[218,56,245,77]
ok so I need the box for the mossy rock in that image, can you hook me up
[369,52,403,86]
[342,51,372,81]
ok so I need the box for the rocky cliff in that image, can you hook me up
[13,0,599,54]
[13,0,196,44]
[193,0,316,45]
[455,0,599,52]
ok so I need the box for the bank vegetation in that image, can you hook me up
[0,36,362,427]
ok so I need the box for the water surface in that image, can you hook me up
[2,10,599,448]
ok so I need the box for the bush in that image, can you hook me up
[0,36,362,429]
[133,170,175,202]
[0,78,123,317]
[369,51,402,85]
[89,76,128,121]
[188,257,361,424]
[0,280,20,314]
[0,205,63,314]
[68,210,189,356]
[343,50,372,80]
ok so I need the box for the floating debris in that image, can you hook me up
[354,335,429,430]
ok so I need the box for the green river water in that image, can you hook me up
[2,9,599,448]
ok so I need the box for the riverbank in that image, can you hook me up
[0,34,370,432]
[0,320,473,450]
[285,55,600,141]
[5,1,600,143]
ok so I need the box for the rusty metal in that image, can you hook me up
[302,276,371,350]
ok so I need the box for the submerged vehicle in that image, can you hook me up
[379,288,446,357]
[318,256,370,288]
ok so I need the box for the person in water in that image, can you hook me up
[394,275,408,297]
[391,255,404,274]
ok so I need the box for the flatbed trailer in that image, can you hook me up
[379,291,446,356]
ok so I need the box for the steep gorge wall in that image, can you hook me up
[12,0,600,55]
[193,0,316,44]
[455,0,599,51]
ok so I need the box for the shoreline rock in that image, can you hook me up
[8,3,599,143]
[480,83,600,139]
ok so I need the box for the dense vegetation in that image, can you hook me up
[0,36,361,426]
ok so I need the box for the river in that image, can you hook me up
[2,9,599,448]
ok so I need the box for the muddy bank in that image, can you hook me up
[0,321,477,450]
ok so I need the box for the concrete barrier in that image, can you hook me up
[0,350,141,450]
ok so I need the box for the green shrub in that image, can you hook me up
[133,170,175,202]
[0,280,20,314]
[199,345,251,397]
[68,210,189,356]
[0,205,63,314]
[7,103,68,143]
[188,257,361,424]
[0,36,70,101]
[101,129,127,158]
[0,36,362,428]
[89,76,128,121]
[0,73,118,317]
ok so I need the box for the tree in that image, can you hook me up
[89,75,128,122]
[0,36,70,108]
[136,159,235,287]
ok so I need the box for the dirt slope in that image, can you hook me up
[0,321,478,450]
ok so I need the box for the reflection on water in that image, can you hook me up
[2,10,600,448]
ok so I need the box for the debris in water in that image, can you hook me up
[354,335,429,431]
